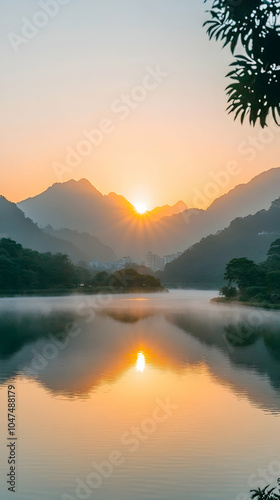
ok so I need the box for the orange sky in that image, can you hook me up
[1,1,280,209]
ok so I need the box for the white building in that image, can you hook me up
[145,252,164,272]
[145,251,183,272]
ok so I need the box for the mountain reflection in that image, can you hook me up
[0,311,75,360]
[0,295,280,412]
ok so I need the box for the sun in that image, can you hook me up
[134,203,147,215]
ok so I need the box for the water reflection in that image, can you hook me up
[0,292,279,411]
[136,352,145,372]
[0,311,75,360]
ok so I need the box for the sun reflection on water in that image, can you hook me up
[136,352,145,372]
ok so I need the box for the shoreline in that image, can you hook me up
[211,297,280,310]
[0,286,168,299]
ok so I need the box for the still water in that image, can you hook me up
[0,290,280,500]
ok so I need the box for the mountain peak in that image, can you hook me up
[76,178,93,187]
[106,192,135,210]
[64,178,102,193]
[147,199,189,222]
[173,200,189,211]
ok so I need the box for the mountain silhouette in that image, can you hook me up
[146,200,188,221]
[18,179,190,258]
[162,197,280,286]
[154,167,280,254]
[0,196,114,264]
[17,168,280,259]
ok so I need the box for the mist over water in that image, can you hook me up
[0,291,280,500]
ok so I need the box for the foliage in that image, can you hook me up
[204,0,280,127]
[219,285,238,299]
[162,196,280,287]
[0,238,89,291]
[239,286,269,303]
[262,239,280,293]
[0,239,164,293]
[267,238,280,259]
[89,268,163,291]
[250,483,280,499]
[224,257,263,289]
[220,239,280,304]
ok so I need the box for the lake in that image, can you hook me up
[0,290,280,500]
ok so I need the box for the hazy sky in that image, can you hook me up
[1,0,280,209]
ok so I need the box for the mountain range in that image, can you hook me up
[161,197,280,286]
[146,200,188,221]
[0,196,115,265]
[17,168,280,259]
[151,167,280,255]
[18,179,192,258]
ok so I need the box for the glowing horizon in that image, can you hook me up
[134,203,148,215]
[1,1,279,209]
